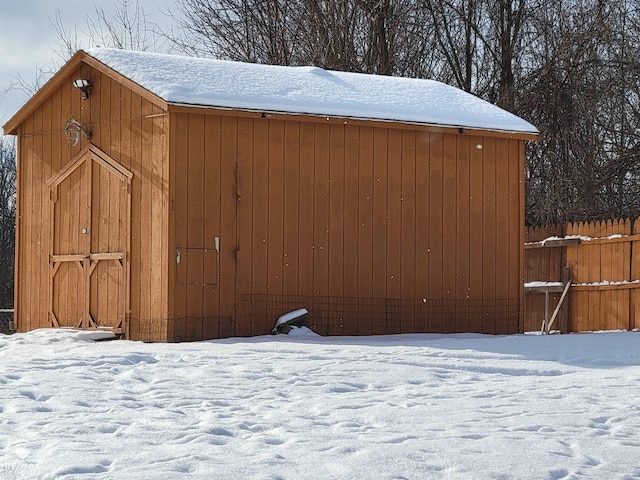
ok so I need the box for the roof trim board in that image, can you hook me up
[166,102,539,141]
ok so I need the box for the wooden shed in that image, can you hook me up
[3,49,538,342]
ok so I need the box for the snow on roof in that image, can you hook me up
[86,48,538,134]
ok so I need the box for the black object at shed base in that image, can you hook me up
[271,309,309,334]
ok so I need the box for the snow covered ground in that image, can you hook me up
[1,328,640,480]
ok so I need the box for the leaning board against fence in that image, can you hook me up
[524,224,566,332]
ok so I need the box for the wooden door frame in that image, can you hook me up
[47,144,133,335]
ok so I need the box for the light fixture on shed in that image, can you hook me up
[72,78,91,100]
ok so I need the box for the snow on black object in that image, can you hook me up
[272,309,309,335]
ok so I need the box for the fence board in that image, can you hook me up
[612,220,626,330]
[632,218,640,329]
[599,221,613,331]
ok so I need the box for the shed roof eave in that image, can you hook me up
[2,51,85,135]
[166,101,539,140]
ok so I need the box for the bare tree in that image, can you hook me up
[298,0,363,71]
[50,10,83,62]
[50,0,158,62]
[8,64,55,98]
[169,0,425,75]
[168,0,298,63]
[420,0,528,108]
[86,0,156,51]
[421,0,484,92]
[0,138,16,307]
[521,0,640,224]
[490,0,527,110]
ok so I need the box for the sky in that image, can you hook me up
[1,327,640,479]
[0,0,174,132]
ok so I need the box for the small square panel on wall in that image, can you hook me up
[176,248,218,285]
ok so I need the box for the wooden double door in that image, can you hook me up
[47,145,132,333]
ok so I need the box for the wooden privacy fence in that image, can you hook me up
[524,218,640,333]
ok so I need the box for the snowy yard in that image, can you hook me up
[1,328,640,479]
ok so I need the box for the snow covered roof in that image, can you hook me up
[86,48,538,135]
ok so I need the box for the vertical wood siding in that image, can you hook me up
[170,112,524,339]
[170,112,237,340]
